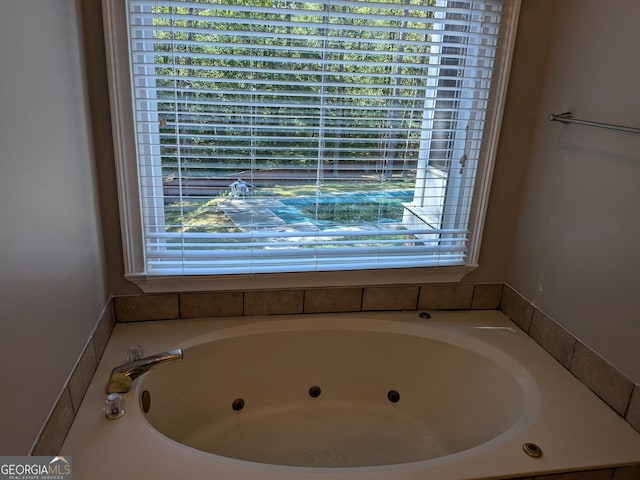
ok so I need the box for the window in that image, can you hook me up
[103,0,520,289]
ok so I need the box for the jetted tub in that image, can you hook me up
[62,310,640,479]
[142,321,536,467]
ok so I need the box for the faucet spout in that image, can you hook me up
[106,348,183,393]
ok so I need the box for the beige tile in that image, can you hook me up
[181,292,243,318]
[500,285,533,332]
[529,308,576,369]
[613,464,640,480]
[570,341,634,416]
[484,477,533,480]
[626,384,640,433]
[68,340,98,413]
[471,283,504,309]
[31,387,74,456]
[362,286,419,311]
[304,288,362,313]
[114,294,180,322]
[418,284,474,310]
[244,289,304,315]
[93,299,115,360]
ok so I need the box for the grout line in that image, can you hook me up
[623,384,635,419]
[302,289,307,314]
[470,284,477,309]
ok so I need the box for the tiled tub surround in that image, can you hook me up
[29,300,115,455]
[62,310,640,480]
[113,283,504,321]
[499,285,640,427]
[35,283,640,479]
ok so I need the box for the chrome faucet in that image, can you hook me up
[106,348,183,393]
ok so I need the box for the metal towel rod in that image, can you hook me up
[548,112,640,135]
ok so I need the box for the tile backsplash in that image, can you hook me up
[113,283,502,323]
[32,282,639,480]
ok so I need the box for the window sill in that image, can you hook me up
[127,265,477,293]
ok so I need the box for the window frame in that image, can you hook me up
[102,0,521,292]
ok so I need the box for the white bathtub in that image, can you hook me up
[62,310,640,479]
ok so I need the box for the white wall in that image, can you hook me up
[509,0,640,382]
[466,0,556,284]
[0,0,108,454]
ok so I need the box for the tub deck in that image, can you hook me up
[61,310,640,480]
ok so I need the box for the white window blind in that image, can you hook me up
[120,0,517,276]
